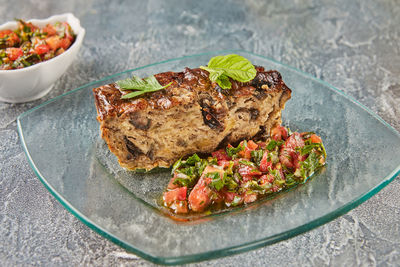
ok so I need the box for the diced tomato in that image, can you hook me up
[188,166,224,212]
[279,132,305,169]
[188,178,212,212]
[167,174,179,190]
[42,24,57,36]
[6,48,23,61]
[34,44,50,55]
[238,148,249,160]
[244,193,257,204]
[0,30,12,38]
[177,187,187,200]
[163,187,187,206]
[62,22,75,41]
[279,150,295,169]
[238,165,262,177]
[45,36,62,51]
[247,140,258,150]
[0,30,20,47]
[238,140,258,159]
[212,149,231,161]
[271,125,288,141]
[282,132,305,150]
[59,37,72,50]
[310,134,322,144]
[259,152,272,172]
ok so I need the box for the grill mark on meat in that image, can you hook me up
[254,87,268,100]
[124,136,144,159]
[198,93,223,130]
[201,104,223,130]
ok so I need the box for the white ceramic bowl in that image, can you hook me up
[0,13,85,103]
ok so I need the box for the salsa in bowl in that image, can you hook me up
[0,13,85,103]
[0,19,76,70]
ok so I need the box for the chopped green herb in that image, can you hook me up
[207,172,225,191]
[171,158,182,174]
[239,160,255,167]
[226,143,244,158]
[266,140,284,151]
[224,172,238,191]
[185,153,201,165]
[267,151,279,164]
[251,149,264,166]
[300,151,322,178]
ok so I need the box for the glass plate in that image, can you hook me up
[17,50,400,265]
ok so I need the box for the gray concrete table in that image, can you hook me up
[1,0,400,266]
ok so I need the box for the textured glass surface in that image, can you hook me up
[17,50,400,265]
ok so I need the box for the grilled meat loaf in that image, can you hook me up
[93,66,291,170]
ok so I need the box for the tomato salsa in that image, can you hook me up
[0,19,75,70]
[163,126,327,214]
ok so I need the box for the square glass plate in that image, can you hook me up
[17,50,400,265]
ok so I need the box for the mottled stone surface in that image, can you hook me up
[1,0,400,266]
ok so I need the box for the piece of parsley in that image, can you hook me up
[226,143,244,158]
[207,172,225,191]
[251,149,264,166]
[300,151,322,178]
[266,140,284,151]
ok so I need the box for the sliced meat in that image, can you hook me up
[93,66,291,170]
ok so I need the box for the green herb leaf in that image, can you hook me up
[266,140,284,151]
[185,153,201,165]
[207,172,225,191]
[298,142,327,160]
[117,75,172,99]
[171,158,182,174]
[251,150,264,166]
[226,143,244,158]
[195,160,208,177]
[300,151,322,178]
[200,54,257,89]
[173,173,197,187]
[239,160,255,167]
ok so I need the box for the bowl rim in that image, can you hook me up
[0,13,85,74]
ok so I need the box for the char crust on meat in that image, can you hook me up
[93,66,291,170]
